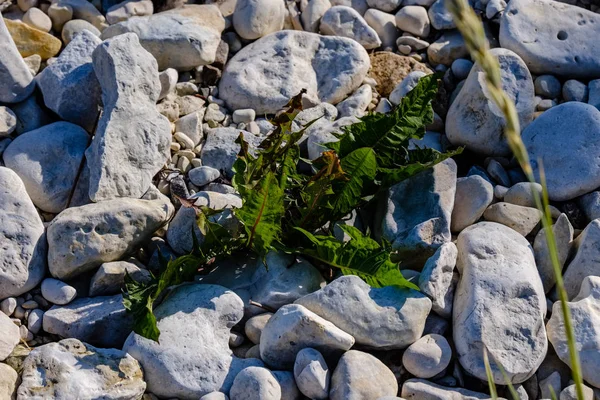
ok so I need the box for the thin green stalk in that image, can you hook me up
[483,349,499,399]
[445,0,585,397]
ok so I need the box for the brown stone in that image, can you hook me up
[368,51,432,97]
[4,19,61,60]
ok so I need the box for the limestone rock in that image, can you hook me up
[563,219,600,299]
[3,18,61,60]
[229,366,281,400]
[0,363,18,399]
[0,313,19,361]
[89,260,151,297]
[534,213,573,293]
[368,51,431,97]
[294,348,330,400]
[402,334,452,379]
[451,175,494,232]
[200,127,262,177]
[320,6,381,49]
[0,17,35,104]
[483,202,541,237]
[402,379,498,399]
[106,0,153,24]
[418,242,458,319]
[233,0,285,40]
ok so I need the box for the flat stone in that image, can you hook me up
[320,6,381,49]
[3,18,61,60]
[18,338,145,399]
[41,278,77,305]
[418,242,457,319]
[451,175,494,232]
[0,312,19,361]
[483,202,541,236]
[219,31,370,114]
[232,0,284,40]
[402,379,498,399]
[368,51,431,97]
[402,334,452,379]
[189,165,221,187]
[0,18,35,104]
[534,213,573,293]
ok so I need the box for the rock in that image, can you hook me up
[23,7,51,32]
[320,6,380,49]
[3,122,89,213]
[389,70,427,105]
[0,298,16,316]
[330,350,398,400]
[86,34,170,201]
[201,393,229,400]
[427,30,467,66]
[560,384,594,400]
[233,0,284,40]
[306,116,358,160]
[48,2,74,31]
[188,166,221,187]
[363,9,398,49]
[446,48,534,156]
[219,31,370,114]
[61,19,100,45]
[487,159,511,187]
[539,371,562,400]
[0,168,46,300]
[367,0,400,11]
[547,276,600,389]
[395,6,429,37]
[259,304,354,369]
[301,0,331,32]
[562,219,600,299]
[3,18,61,60]
[245,313,272,345]
[451,175,494,233]
[89,260,151,297]
[418,242,457,319]
[37,30,101,132]
[483,202,541,236]
[427,0,456,30]
[158,68,177,100]
[47,195,173,279]
[0,107,17,136]
[504,182,542,208]
[522,102,600,202]
[201,127,262,177]
[368,51,431,97]
[0,313,19,361]
[272,371,301,400]
[123,284,262,398]
[335,84,372,117]
[41,278,77,305]
[296,275,430,349]
[9,92,54,135]
[579,191,600,221]
[18,338,145,399]
[230,366,281,400]
[101,5,224,71]
[0,18,35,103]
[0,363,18,399]
[451,58,473,80]
[402,379,496,399]
[534,75,561,99]
[106,0,153,24]
[454,222,547,383]
[52,0,106,29]
[589,79,600,110]
[486,0,506,19]
[500,0,600,79]
[402,334,452,378]
[294,348,329,399]
[534,214,573,293]
[379,159,456,268]
[563,79,588,102]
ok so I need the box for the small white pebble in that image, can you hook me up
[0,297,17,316]
[173,131,195,150]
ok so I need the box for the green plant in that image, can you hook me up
[124,75,461,341]
[445,0,585,397]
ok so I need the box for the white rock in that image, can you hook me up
[233,0,285,40]
[41,278,77,305]
[0,16,35,104]
[158,68,178,100]
[402,379,497,399]
[335,84,372,117]
[427,0,456,30]
[301,0,331,32]
[201,127,262,177]
[454,222,547,383]
[232,109,256,124]
[245,313,272,345]
[330,0,368,14]
[330,350,398,400]
[367,0,401,12]
[395,6,429,37]
[89,260,151,297]
[547,276,600,389]
[418,242,457,319]
[0,363,18,399]
[389,70,427,105]
[451,175,494,232]
[62,19,101,45]
[52,0,106,30]
[189,166,221,187]
[27,308,43,334]
[0,168,46,299]
[560,384,594,400]
[23,7,52,32]
[364,9,398,49]
[562,219,600,299]
[219,31,370,114]
[534,213,573,293]
[123,284,263,398]
[320,6,381,49]
[201,393,229,400]
[500,0,600,79]
[0,298,17,316]
[259,303,354,369]
[446,48,534,156]
[272,371,301,400]
[427,30,469,66]
[294,348,330,399]
[230,366,281,400]
[0,312,19,361]
[483,202,541,236]
[47,195,173,279]
[106,0,153,24]
[0,107,17,137]
[18,338,145,399]
[504,182,542,208]
[48,2,73,31]
[522,102,600,202]
[402,334,452,378]
[486,0,506,19]
[296,275,431,349]
[306,116,358,160]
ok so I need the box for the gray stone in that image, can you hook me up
[389,70,428,105]
[9,93,55,135]
[534,75,561,99]
[219,31,370,114]
[87,33,171,201]
[534,213,573,293]
[427,0,457,30]
[201,127,262,177]
[487,159,511,187]
[3,122,89,213]
[0,363,18,399]
[106,0,153,24]
[330,0,368,14]
[0,312,19,361]
[330,350,398,400]
[189,165,221,187]
[27,309,43,334]
[395,5,430,37]
[230,366,281,400]
[451,58,473,80]
[418,242,457,319]
[579,191,600,221]
[175,109,204,146]
[451,175,494,232]
[61,19,101,45]
[522,102,600,202]
[294,348,329,400]
[367,0,401,12]
[306,116,358,160]
[245,313,272,345]
[0,16,35,104]
[200,393,229,400]
[37,30,101,132]
[402,334,452,378]
[41,278,77,305]
[486,0,506,19]
[259,303,354,369]
[233,0,285,40]
[402,379,497,399]
[379,159,456,268]
[560,384,594,400]
[123,284,263,399]
[301,0,331,32]
[483,202,541,237]
[101,5,225,71]
[18,338,145,399]
[427,29,470,66]
[504,182,542,208]
[539,371,562,400]
[500,0,600,79]
[335,84,372,118]
[89,260,151,297]
[0,106,17,137]
[0,298,16,316]
[0,168,46,300]
[43,295,133,348]
[363,9,398,49]
[563,79,588,102]
[296,275,431,349]
[47,195,173,279]
[52,0,106,30]
[446,48,534,156]
[272,370,301,400]
[588,79,600,110]
[563,219,600,299]
[158,68,178,100]
[320,6,381,49]
[454,222,547,384]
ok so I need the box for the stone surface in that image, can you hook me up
[245,313,272,345]
[3,122,89,213]
[229,366,281,400]
[522,102,600,202]
[0,17,35,103]
[483,202,541,237]
[330,350,398,400]
[89,260,151,297]
[402,379,496,399]
[233,0,285,40]
[259,304,355,369]
[189,165,221,187]
[301,0,331,32]
[395,6,429,37]
[446,48,534,156]
[47,195,173,279]
[500,0,600,79]
[0,363,18,399]
[41,278,77,305]
[0,312,19,361]
[320,6,381,49]
[368,51,431,97]
[296,275,431,349]
[451,175,494,232]
[37,30,102,132]
[364,9,398,49]
[87,33,170,201]
[61,19,101,45]
[123,284,262,399]
[0,107,17,136]
[454,222,547,384]
[219,31,370,114]
[106,0,153,24]
[294,348,329,400]
[534,75,561,99]
[563,219,600,299]
[579,191,600,221]
[101,5,224,71]
[18,338,145,399]
[504,182,542,208]
[402,334,452,379]
[52,0,106,29]
[201,127,262,177]
[43,295,133,348]
[418,242,457,319]
[534,213,573,293]
[335,84,372,118]
[3,18,61,60]
[0,167,46,300]
[389,70,427,105]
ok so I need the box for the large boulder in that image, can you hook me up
[219,31,370,114]
[522,102,600,202]
[500,0,600,79]
[563,219,600,300]
[446,48,534,156]
[123,284,263,399]
[0,16,35,104]
[453,222,547,384]
[0,167,46,300]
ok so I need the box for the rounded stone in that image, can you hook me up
[229,366,281,400]
[0,106,17,137]
[232,0,285,40]
[402,334,452,378]
[534,75,561,99]
[451,175,494,233]
[395,6,430,37]
[62,19,101,45]
[562,79,588,103]
[244,313,272,345]
[41,278,77,305]
[23,7,52,32]
[294,348,330,399]
[450,58,473,80]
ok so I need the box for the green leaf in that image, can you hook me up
[294,226,418,290]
